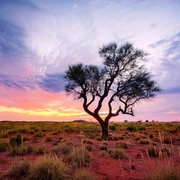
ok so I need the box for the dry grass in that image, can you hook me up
[4,160,31,179]
[28,155,71,180]
[147,163,180,180]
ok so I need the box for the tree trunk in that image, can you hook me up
[101,123,109,140]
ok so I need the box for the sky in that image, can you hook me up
[0,0,180,122]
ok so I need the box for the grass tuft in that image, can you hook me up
[28,156,71,180]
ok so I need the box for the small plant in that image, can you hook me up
[28,156,71,180]
[99,144,108,151]
[66,146,91,169]
[164,136,174,144]
[34,144,45,154]
[34,131,45,138]
[9,134,22,146]
[9,144,33,156]
[83,139,93,145]
[126,125,137,132]
[53,142,73,156]
[4,160,31,179]
[0,140,9,152]
[147,145,159,157]
[109,148,127,159]
[115,141,128,149]
[74,169,96,180]
[109,125,116,131]
[139,138,150,144]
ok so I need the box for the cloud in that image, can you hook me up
[0,74,39,90]
[148,32,180,92]
[166,111,179,115]
[38,73,65,93]
[164,87,180,94]
[0,20,27,57]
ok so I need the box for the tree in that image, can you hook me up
[64,42,161,140]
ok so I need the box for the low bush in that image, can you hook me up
[109,125,116,131]
[4,160,31,179]
[53,142,73,156]
[0,140,9,152]
[66,146,91,169]
[109,148,127,159]
[28,156,71,180]
[115,141,128,149]
[126,125,137,132]
[9,134,22,146]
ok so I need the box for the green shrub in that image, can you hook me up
[28,156,71,180]
[126,125,137,132]
[9,134,22,146]
[109,125,116,131]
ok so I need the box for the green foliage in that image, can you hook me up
[109,125,116,131]
[9,134,22,146]
[126,125,137,132]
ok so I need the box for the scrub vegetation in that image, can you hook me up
[0,121,180,179]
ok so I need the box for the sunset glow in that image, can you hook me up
[0,0,180,122]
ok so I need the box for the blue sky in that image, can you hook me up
[0,0,180,121]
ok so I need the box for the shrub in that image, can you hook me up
[9,134,22,146]
[109,148,127,159]
[66,146,91,169]
[147,146,159,157]
[99,144,108,151]
[53,142,73,156]
[83,139,93,145]
[115,141,128,149]
[34,131,45,138]
[4,160,31,179]
[74,169,96,180]
[34,144,45,154]
[0,140,9,152]
[109,125,116,131]
[126,125,137,132]
[9,144,33,156]
[28,156,71,180]
[139,139,150,144]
